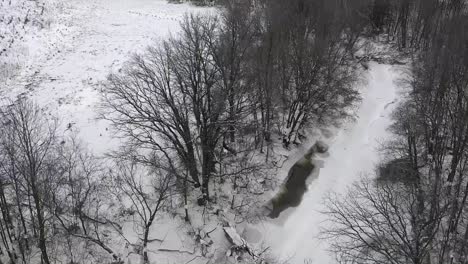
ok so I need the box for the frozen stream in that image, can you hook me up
[259,62,401,264]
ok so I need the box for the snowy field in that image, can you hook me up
[1,0,214,154]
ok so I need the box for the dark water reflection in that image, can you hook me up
[263,141,328,219]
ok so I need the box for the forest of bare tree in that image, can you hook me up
[1,0,468,263]
[324,1,468,264]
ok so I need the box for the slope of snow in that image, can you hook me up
[1,0,62,80]
[258,62,402,264]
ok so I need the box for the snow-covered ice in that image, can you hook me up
[259,62,401,264]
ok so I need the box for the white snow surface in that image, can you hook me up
[258,62,402,264]
[1,0,214,153]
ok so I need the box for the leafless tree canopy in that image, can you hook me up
[102,0,368,206]
[4,0,468,263]
[323,1,468,264]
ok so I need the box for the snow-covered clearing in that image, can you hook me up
[1,0,214,153]
[256,62,402,264]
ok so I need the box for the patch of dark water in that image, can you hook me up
[263,141,329,219]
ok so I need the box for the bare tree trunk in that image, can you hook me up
[184,171,190,222]
[31,180,50,264]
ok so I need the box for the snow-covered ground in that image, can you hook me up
[257,62,402,264]
[1,0,213,153]
[2,1,405,262]
[0,2,216,262]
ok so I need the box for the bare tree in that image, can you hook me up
[103,14,230,204]
[323,178,440,264]
[0,98,58,264]
[108,158,175,264]
[209,0,256,145]
[50,137,121,263]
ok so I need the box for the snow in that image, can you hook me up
[1,1,217,263]
[224,226,248,247]
[258,62,402,264]
[2,0,406,262]
[1,0,214,154]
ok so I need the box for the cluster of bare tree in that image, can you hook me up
[369,0,466,50]
[324,1,468,264]
[103,0,367,208]
[0,99,121,264]
[0,1,372,262]
[8,0,468,263]
[0,99,178,264]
